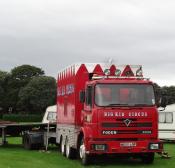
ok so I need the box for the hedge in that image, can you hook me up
[2,114,43,122]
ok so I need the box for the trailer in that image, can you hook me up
[159,104,175,141]
[0,105,56,147]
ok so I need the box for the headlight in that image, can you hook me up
[136,67,143,77]
[149,143,159,150]
[104,69,110,75]
[92,144,107,151]
[115,69,121,76]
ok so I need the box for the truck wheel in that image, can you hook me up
[23,134,33,150]
[61,138,66,156]
[65,138,76,159]
[141,153,154,164]
[79,138,90,165]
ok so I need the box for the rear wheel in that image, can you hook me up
[141,153,154,164]
[23,134,32,150]
[65,137,76,159]
[23,133,42,150]
[60,138,66,156]
[79,138,90,165]
[23,133,39,150]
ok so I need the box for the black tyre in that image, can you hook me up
[23,134,33,150]
[23,132,43,150]
[65,137,76,159]
[141,153,155,164]
[61,138,66,156]
[79,138,90,165]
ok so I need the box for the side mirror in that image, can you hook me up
[79,90,85,103]
[160,96,167,108]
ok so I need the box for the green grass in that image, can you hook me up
[0,138,174,168]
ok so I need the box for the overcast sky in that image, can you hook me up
[0,0,175,86]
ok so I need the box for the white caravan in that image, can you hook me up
[158,104,175,141]
[42,105,57,123]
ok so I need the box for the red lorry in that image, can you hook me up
[56,63,164,165]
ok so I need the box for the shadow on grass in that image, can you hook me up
[89,155,145,167]
[1,143,23,149]
[0,143,58,152]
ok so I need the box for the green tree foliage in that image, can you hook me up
[0,85,4,106]
[0,71,9,111]
[0,71,8,81]
[153,83,161,105]
[10,65,44,87]
[153,83,175,105]
[161,86,175,105]
[1,65,56,114]
[18,76,56,114]
[5,65,45,112]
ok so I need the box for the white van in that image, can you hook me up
[42,105,57,123]
[158,104,175,141]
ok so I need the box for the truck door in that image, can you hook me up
[83,85,93,123]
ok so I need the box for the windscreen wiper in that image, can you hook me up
[131,104,151,107]
[105,103,151,107]
[106,104,129,107]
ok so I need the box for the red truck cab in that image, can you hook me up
[57,63,163,165]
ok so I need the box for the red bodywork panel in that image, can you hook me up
[57,64,88,125]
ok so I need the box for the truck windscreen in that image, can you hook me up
[95,84,155,107]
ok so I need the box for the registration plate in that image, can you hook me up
[120,142,137,147]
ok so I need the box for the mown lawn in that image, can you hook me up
[0,137,174,168]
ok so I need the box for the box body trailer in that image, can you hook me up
[159,104,175,141]
[56,63,163,165]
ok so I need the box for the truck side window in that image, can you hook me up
[85,86,92,107]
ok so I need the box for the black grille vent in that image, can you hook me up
[102,122,152,128]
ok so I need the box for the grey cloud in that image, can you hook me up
[0,0,175,86]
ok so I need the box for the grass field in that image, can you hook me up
[0,138,174,168]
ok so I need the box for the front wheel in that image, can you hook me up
[79,138,90,165]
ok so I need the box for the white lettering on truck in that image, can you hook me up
[104,112,148,117]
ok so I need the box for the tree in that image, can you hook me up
[153,83,161,105]
[0,85,4,107]
[0,71,9,111]
[18,76,56,114]
[10,65,44,87]
[161,86,175,105]
[4,65,45,112]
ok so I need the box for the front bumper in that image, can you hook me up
[86,139,163,154]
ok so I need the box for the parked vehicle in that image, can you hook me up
[56,63,164,165]
[0,105,56,147]
[159,104,175,141]
[42,105,57,123]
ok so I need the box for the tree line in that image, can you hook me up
[0,65,175,115]
[0,65,56,114]
[154,83,175,105]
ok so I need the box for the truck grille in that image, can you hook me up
[101,119,153,135]
[102,122,152,128]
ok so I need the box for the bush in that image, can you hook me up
[0,114,3,119]
[2,114,43,122]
